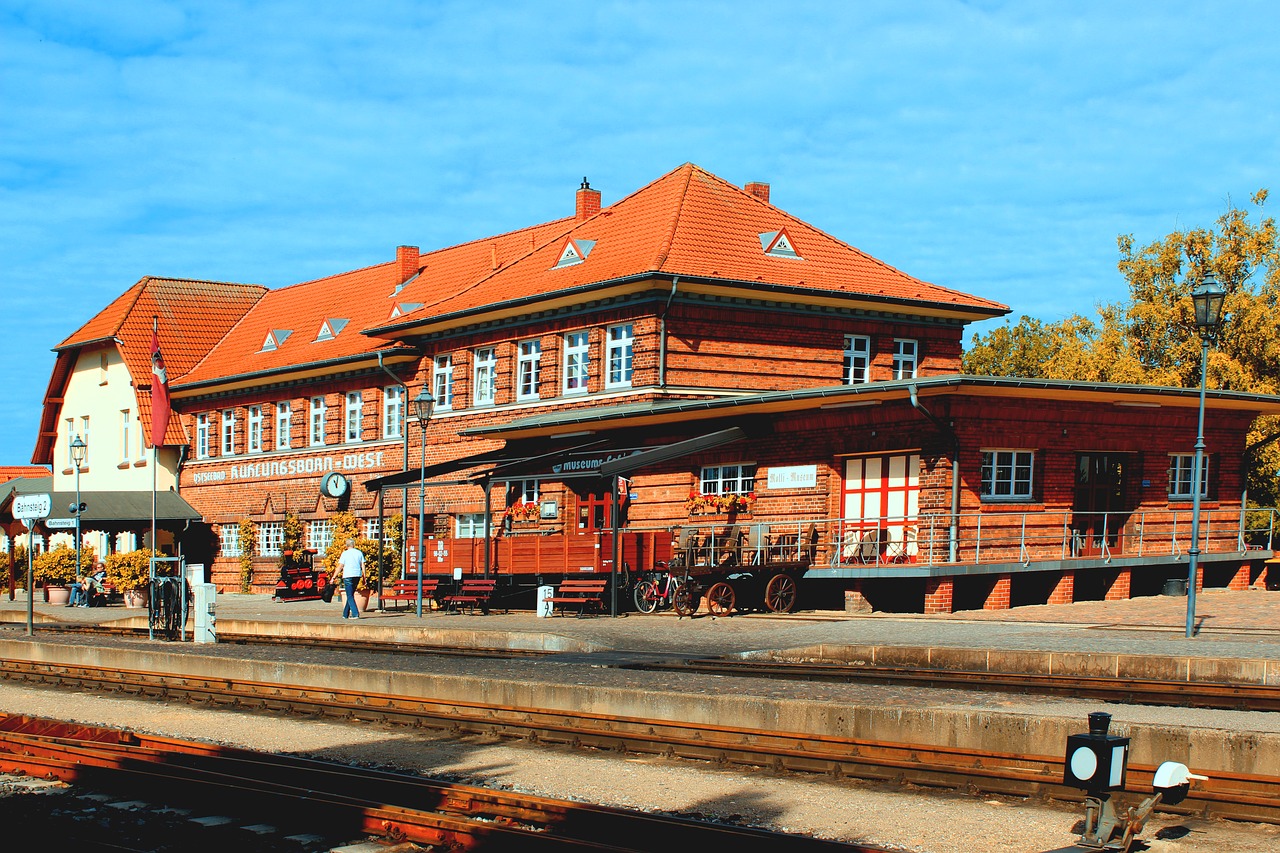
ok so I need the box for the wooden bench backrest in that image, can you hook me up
[559,579,607,590]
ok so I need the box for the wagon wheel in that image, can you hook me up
[706,581,736,616]
[672,581,699,617]
[633,579,659,614]
[764,573,798,613]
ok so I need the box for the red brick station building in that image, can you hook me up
[12,164,1280,614]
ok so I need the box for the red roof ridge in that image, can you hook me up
[651,163,696,270]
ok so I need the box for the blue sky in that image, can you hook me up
[2,1,1277,460]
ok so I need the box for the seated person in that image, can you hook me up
[80,562,107,607]
[66,575,88,607]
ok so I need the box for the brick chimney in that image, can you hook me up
[576,178,601,221]
[744,182,770,203]
[396,245,420,283]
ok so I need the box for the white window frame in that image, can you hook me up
[247,405,263,453]
[364,517,381,542]
[345,391,363,443]
[1168,453,1209,499]
[892,338,918,379]
[699,463,757,495]
[473,347,496,407]
[258,521,284,557]
[120,409,131,464]
[981,449,1035,500]
[564,330,590,395]
[65,418,75,467]
[219,525,241,557]
[221,409,236,456]
[309,396,326,446]
[433,355,454,411]
[456,513,490,538]
[517,339,542,401]
[308,519,334,555]
[80,416,90,466]
[843,334,871,385]
[275,401,291,451]
[382,386,403,439]
[195,414,210,459]
[606,323,633,389]
[507,479,539,504]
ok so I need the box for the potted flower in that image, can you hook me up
[321,511,403,612]
[105,549,157,608]
[33,544,96,605]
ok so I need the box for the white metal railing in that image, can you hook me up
[635,507,1279,569]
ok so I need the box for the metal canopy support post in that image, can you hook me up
[483,478,493,579]
[610,474,620,617]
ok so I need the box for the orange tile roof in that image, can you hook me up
[0,466,49,484]
[377,163,1007,330]
[37,278,266,459]
[177,217,575,388]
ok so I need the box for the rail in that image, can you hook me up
[650,507,1279,570]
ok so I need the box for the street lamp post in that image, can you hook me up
[1186,273,1226,639]
[70,435,87,588]
[411,387,435,618]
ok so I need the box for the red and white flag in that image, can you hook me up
[150,318,171,448]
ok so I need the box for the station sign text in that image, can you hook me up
[192,451,386,485]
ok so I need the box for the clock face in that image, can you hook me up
[322,473,349,498]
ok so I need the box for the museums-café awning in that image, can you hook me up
[362,427,746,493]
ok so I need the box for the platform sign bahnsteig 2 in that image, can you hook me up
[13,493,51,636]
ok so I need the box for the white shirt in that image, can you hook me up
[338,546,365,579]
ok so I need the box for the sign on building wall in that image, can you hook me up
[766,465,818,489]
[191,450,388,485]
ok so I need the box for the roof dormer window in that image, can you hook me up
[389,303,423,320]
[553,238,596,269]
[759,229,801,259]
[314,318,349,342]
[259,329,293,352]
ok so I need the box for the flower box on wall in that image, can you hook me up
[685,491,756,517]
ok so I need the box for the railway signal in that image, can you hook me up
[1058,712,1206,852]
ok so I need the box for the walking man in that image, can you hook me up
[334,539,365,619]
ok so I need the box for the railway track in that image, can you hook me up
[27,623,1280,712]
[3,655,1279,827]
[0,713,868,851]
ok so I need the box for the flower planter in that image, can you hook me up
[352,590,371,612]
[44,585,71,606]
[123,588,149,609]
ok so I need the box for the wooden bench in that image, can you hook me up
[383,577,439,611]
[548,577,609,617]
[442,579,498,615]
[89,583,123,607]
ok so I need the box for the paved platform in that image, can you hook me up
[2,587,1279,780]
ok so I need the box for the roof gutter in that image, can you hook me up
[909,383,960,563]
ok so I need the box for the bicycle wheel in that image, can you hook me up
[672,581,699,617]
[633,579,659,614]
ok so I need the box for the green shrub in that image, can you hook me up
[237,519,256,593]
[105,549,157,591]
[33,544,96,586]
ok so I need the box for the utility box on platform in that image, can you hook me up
[193,583,217,644]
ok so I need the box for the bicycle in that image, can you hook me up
[632,559,699,617]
